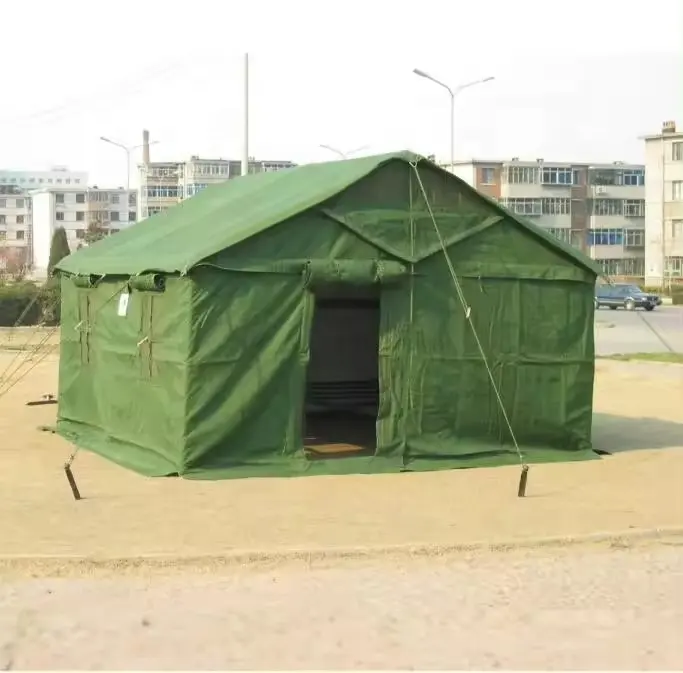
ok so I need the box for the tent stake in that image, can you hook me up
[517,464,529,498]
[64,449,81,501]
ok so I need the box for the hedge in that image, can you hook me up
[0,281,60,327]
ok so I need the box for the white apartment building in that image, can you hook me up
[31,187,137,279]
[643,121,683,286]
[0,167,88,273]
[453,158,646,277]
[138,156,296,220]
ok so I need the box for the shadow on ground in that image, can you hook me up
[593,413,683,454]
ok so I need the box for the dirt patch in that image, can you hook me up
[1,353,682,573]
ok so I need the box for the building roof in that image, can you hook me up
[57,150,601,277]
[453,158,644,169]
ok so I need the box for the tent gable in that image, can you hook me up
[321,160,500,263]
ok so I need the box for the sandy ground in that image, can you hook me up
[0,345,682,563]
[1,339,683,669]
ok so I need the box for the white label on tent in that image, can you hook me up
[117,292,130,317]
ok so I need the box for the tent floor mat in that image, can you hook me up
[304,411,377,460]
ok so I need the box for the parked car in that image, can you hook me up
[595,284,657,311]
[613,283,662,306]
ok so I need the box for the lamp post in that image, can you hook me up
[319,144,369,159]
[412,70,495,172]
[99,136,159,192]
[242,53,250,176]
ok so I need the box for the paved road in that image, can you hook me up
[595,305,683,355]
[1,545,682,669]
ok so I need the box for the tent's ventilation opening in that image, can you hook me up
[304,286,379,459]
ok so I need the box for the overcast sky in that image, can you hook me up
[1,0,681,187]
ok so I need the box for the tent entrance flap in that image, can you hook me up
[304,285,380,459]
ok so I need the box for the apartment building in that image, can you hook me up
[138,155,296,220]
[453,158,646,277]
[31,187,137,279]
[643,121,683,286]
[0,167,88,273]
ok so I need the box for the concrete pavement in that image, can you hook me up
[595,305,683,355]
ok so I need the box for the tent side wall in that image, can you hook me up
[56,274,192,476]
[403,220,596,467]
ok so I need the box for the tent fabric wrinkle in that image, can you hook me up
[55,151,600,480]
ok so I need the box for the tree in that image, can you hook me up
[47,227,71,277]
[84,211,108,245]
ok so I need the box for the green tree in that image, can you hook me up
[47,227,71,277]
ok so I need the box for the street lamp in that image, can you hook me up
[319,144,370,159]
[412,69,495,172]
[99,136,159,192]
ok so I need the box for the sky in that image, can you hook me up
[0,0,681,188]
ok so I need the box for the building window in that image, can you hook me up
[546,227,572,243]
[672,220,683,238]
[593,199,623,216]
[623,169,644,186]
[672,181,683,201]
[76,211,84,221]
[502,198,542,216]
[672,142,683,161]
[75,193,86,203]
[0,215,5,224]
[16,230,25,240]
[571,169,583,186]
[111,194,120,204]
[16,215,24,224]
[15,198,24,208]
[55,193,65,204]
[623,199,645,217]
[505,166,537,184]
[480,167,495,185]
[588,228,623,246]
[76,230,85,239]
[128,193,137,206]
[186,184,209,197]
[144,185,181,199]
[666,257,683,276]
[56,212,65,221]
[0,199,5,208]
[597,258,644,276]
[129,211,136,221]
[541,198,571,215]
[110,211,120,222]
[625,229,644,247]
[541,166,572,185]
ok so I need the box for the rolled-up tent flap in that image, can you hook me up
[374,260,408,283]
[129,273,166,292]
[304,260,407,287]
[71,274,101,288]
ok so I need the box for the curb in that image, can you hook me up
[2,526,682,576]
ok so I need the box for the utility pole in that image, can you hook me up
[241,53,250,177]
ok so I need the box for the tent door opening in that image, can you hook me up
[304,285,380,459]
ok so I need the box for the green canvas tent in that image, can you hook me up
[55,151,601,479]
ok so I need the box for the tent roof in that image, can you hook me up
[56,150,601,277]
